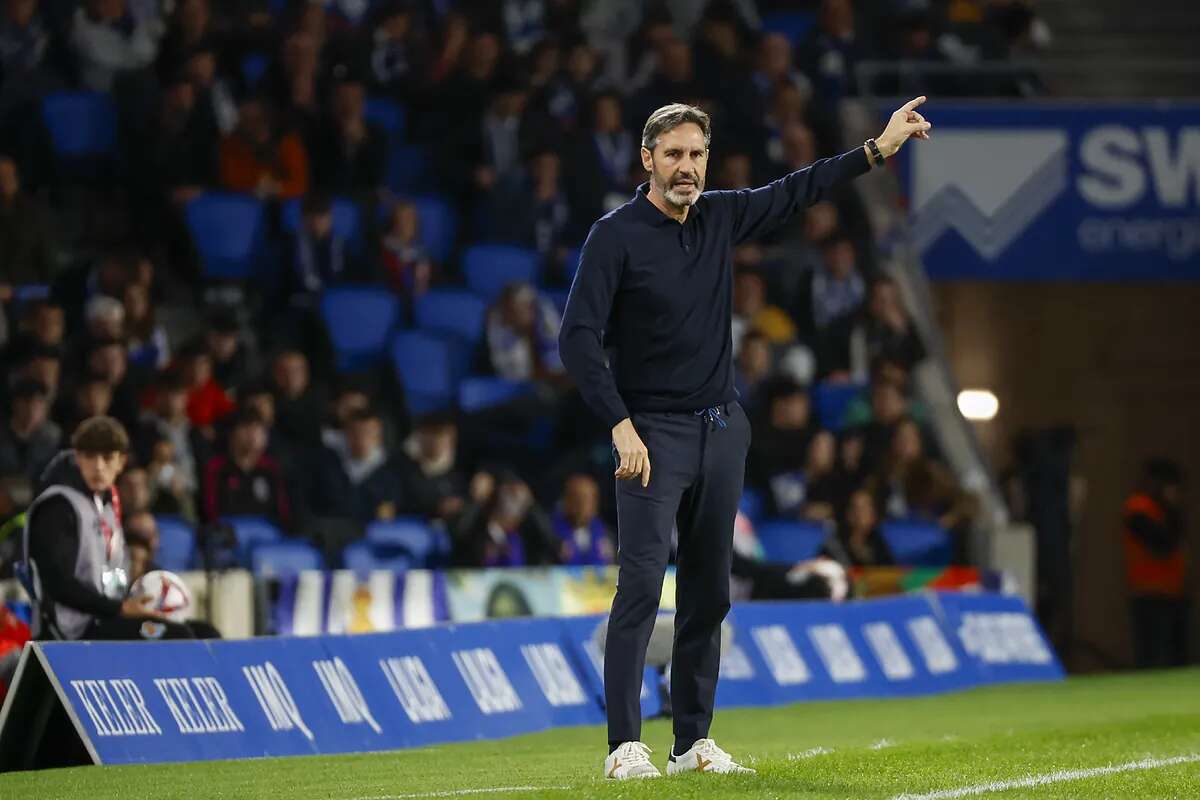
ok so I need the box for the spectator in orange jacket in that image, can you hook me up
[1124,458,1190,669]
[218,97,310,201]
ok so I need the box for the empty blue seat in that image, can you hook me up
[343,542,414,573]
[280,196,363,246]
[390,330,463,415]
[411,194,457,262]
[459,377,532,413]
[154,516,195,572]
[251,541,324,577]
[463,245,541,301]
[222,516,284,562]
[320,286,400,370]
[365,519,438,564]
[813,382,866,432]
[42,92,117,158]
[881,519,953,566]
[413,288,486,344]
[756,519,828,563]
[387,144,430,192]
[364,96,405,138]
[185,193,266,280]
[762,11,817,44]
[739,488,767,524]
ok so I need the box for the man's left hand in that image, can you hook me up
[876,96,933,158]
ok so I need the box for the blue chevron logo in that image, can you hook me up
[910,130,1070,260]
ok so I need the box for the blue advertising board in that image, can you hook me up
[0,593,1061,769]
[903,103,1200,280]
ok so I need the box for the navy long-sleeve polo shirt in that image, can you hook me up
[559,146,871,429]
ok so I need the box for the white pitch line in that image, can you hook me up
[891,754,1200,800]
[351,785,570,800]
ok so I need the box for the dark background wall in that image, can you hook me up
[933,283,1200,671]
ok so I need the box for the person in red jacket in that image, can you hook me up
[1124,458,1190,669]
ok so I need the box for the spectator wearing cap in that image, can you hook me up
[398,412,471,522]
[550,473,614,566]
[202,410,291,528]
[0,156,60,290]
[219,96,309,200]
[0,378,60,481]
[311,78,387,197]
[204,309,257,395]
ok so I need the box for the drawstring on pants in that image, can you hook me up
[694,406,727,430]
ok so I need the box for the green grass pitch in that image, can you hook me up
[3,668,1198,799]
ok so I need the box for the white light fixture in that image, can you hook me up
[957,389,999,421]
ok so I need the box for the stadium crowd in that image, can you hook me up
[0,0,1019,590]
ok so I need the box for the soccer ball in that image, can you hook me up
[129,570,194,623]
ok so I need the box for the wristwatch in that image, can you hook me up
[864,138,885,168]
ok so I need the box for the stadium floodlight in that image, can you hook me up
[958,389,999,421]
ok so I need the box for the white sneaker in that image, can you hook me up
[666,739,756,775]
[604,741,662,780]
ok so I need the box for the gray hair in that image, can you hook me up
[641,103,711,152]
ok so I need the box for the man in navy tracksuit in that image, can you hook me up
[559,97,932,779]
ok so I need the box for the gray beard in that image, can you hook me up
[663,181,700,207]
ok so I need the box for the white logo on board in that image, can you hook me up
[907,615,959,674]
[242,662,314,740]
[750,625,810,686]
[380,656,452,723]
[70,679,162,737]
[721,641,755,681]
[452,648,523,714]
[808,624,867,683]
[153,676,244,734]
[314,657,382,734]
[520,643,586,707]
[959,612,1053,665]
[862,623,915,681]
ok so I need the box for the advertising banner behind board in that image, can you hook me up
[903,103,1200,280]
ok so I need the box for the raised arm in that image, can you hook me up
[558,221,629,430]
[723,96,933,244]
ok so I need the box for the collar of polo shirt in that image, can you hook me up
[633,182,701,226]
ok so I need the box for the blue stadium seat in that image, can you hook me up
[756,519,828,563]
[390,330,464,415]
[365,518,438,564]
[342,542,414,573]
[813,381,866,431]
[881,519,953,567]
[463,245,541,301]
[222,516,284,563]
[364,96,405,139]
[185,193,266,280]
[387,144,431,192]
[762,11,817,44]
[320,286,401,371]
[411,194,458,262]
[42,92,117,159]
[413,288,487,344]
[251,541,324,576]
[154,516,196,572]
[739,488,767,524]
[280,196,363,247]
[459,377,532,413]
